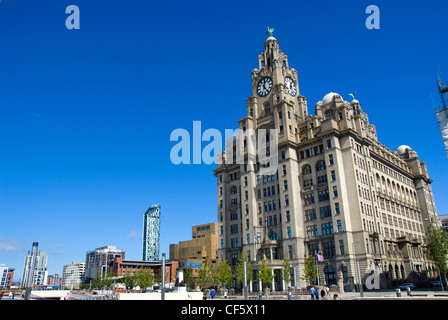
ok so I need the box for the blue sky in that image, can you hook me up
[0,0,447,281]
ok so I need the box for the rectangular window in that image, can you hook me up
[304,193,315,205]
[320,206,332,218]
[305,208,316,221]
[322,222,334,235]
[331,170,336,181]
[327,139,332,149]
[318,189,330,202]
[324,241,335,257]
[333,186,338,197]
[306,225,318,237]
[339,240,345,255]
[337,220,342,232]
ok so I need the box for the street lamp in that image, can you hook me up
[161,253,166,300]
[352,242,364,297]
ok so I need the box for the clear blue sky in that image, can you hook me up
[1,0,447,281]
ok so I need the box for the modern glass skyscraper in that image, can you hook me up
[142,204,161,261]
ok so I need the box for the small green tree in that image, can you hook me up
[301,255,319,286]
[134,268,155,291]
[424,220,448,287]
[121,271,136,291]
[236,252,253,287]
[183,267,194,290]
[101,271,116,290]
[259,258,274,291]
[216,258,233,289]
[282,258,292,291]
[197,258,214,289]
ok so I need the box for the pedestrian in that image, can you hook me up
[315,287,319,300]
[333,294,339,300]
[8,291,13,300]
[320,288,326,299]
[224,289,228,299]
[210,289,215,299]
[64,293,70,300]
[310,286,315,300]
[325,286,330,297]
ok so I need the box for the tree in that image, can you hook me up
[183,267,194,290]
[301,255,319,286]
[197,258,214,289]
[216,258,233,289]
[134,268,155,291]
[424,220,448,288]
[101,271,116,290]
[236,252,253,287]
[282,258,292,291]
[258,258,274,290]
[121,271,136,291]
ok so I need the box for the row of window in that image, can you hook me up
[306,222,338,237]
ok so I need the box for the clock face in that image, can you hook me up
[284,77,297,96]
[257,77,273,97]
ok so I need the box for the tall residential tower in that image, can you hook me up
[142,204,161,261]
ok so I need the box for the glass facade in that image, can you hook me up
[142,204,161,261]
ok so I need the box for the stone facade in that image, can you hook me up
[214,35,440,292]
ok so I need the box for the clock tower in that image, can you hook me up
[244,35,309,148]
[216,33,310,290]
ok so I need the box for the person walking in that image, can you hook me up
[315,287,320,300]
[310,286,315,300]
[210,289,215,299]
[320,287,326,299]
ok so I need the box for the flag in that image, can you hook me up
[316,252,324,262]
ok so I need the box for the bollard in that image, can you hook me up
[396,288,401,297]
[288,292,292,300]
[406,287,411,296]
[259,292,262,300]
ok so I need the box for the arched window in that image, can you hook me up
[302,164,312,175]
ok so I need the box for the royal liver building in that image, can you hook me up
[214,34,439,292]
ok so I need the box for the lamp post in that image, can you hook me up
[352,242,364,297]
[243,260,248,300]
[161,253,166,300]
